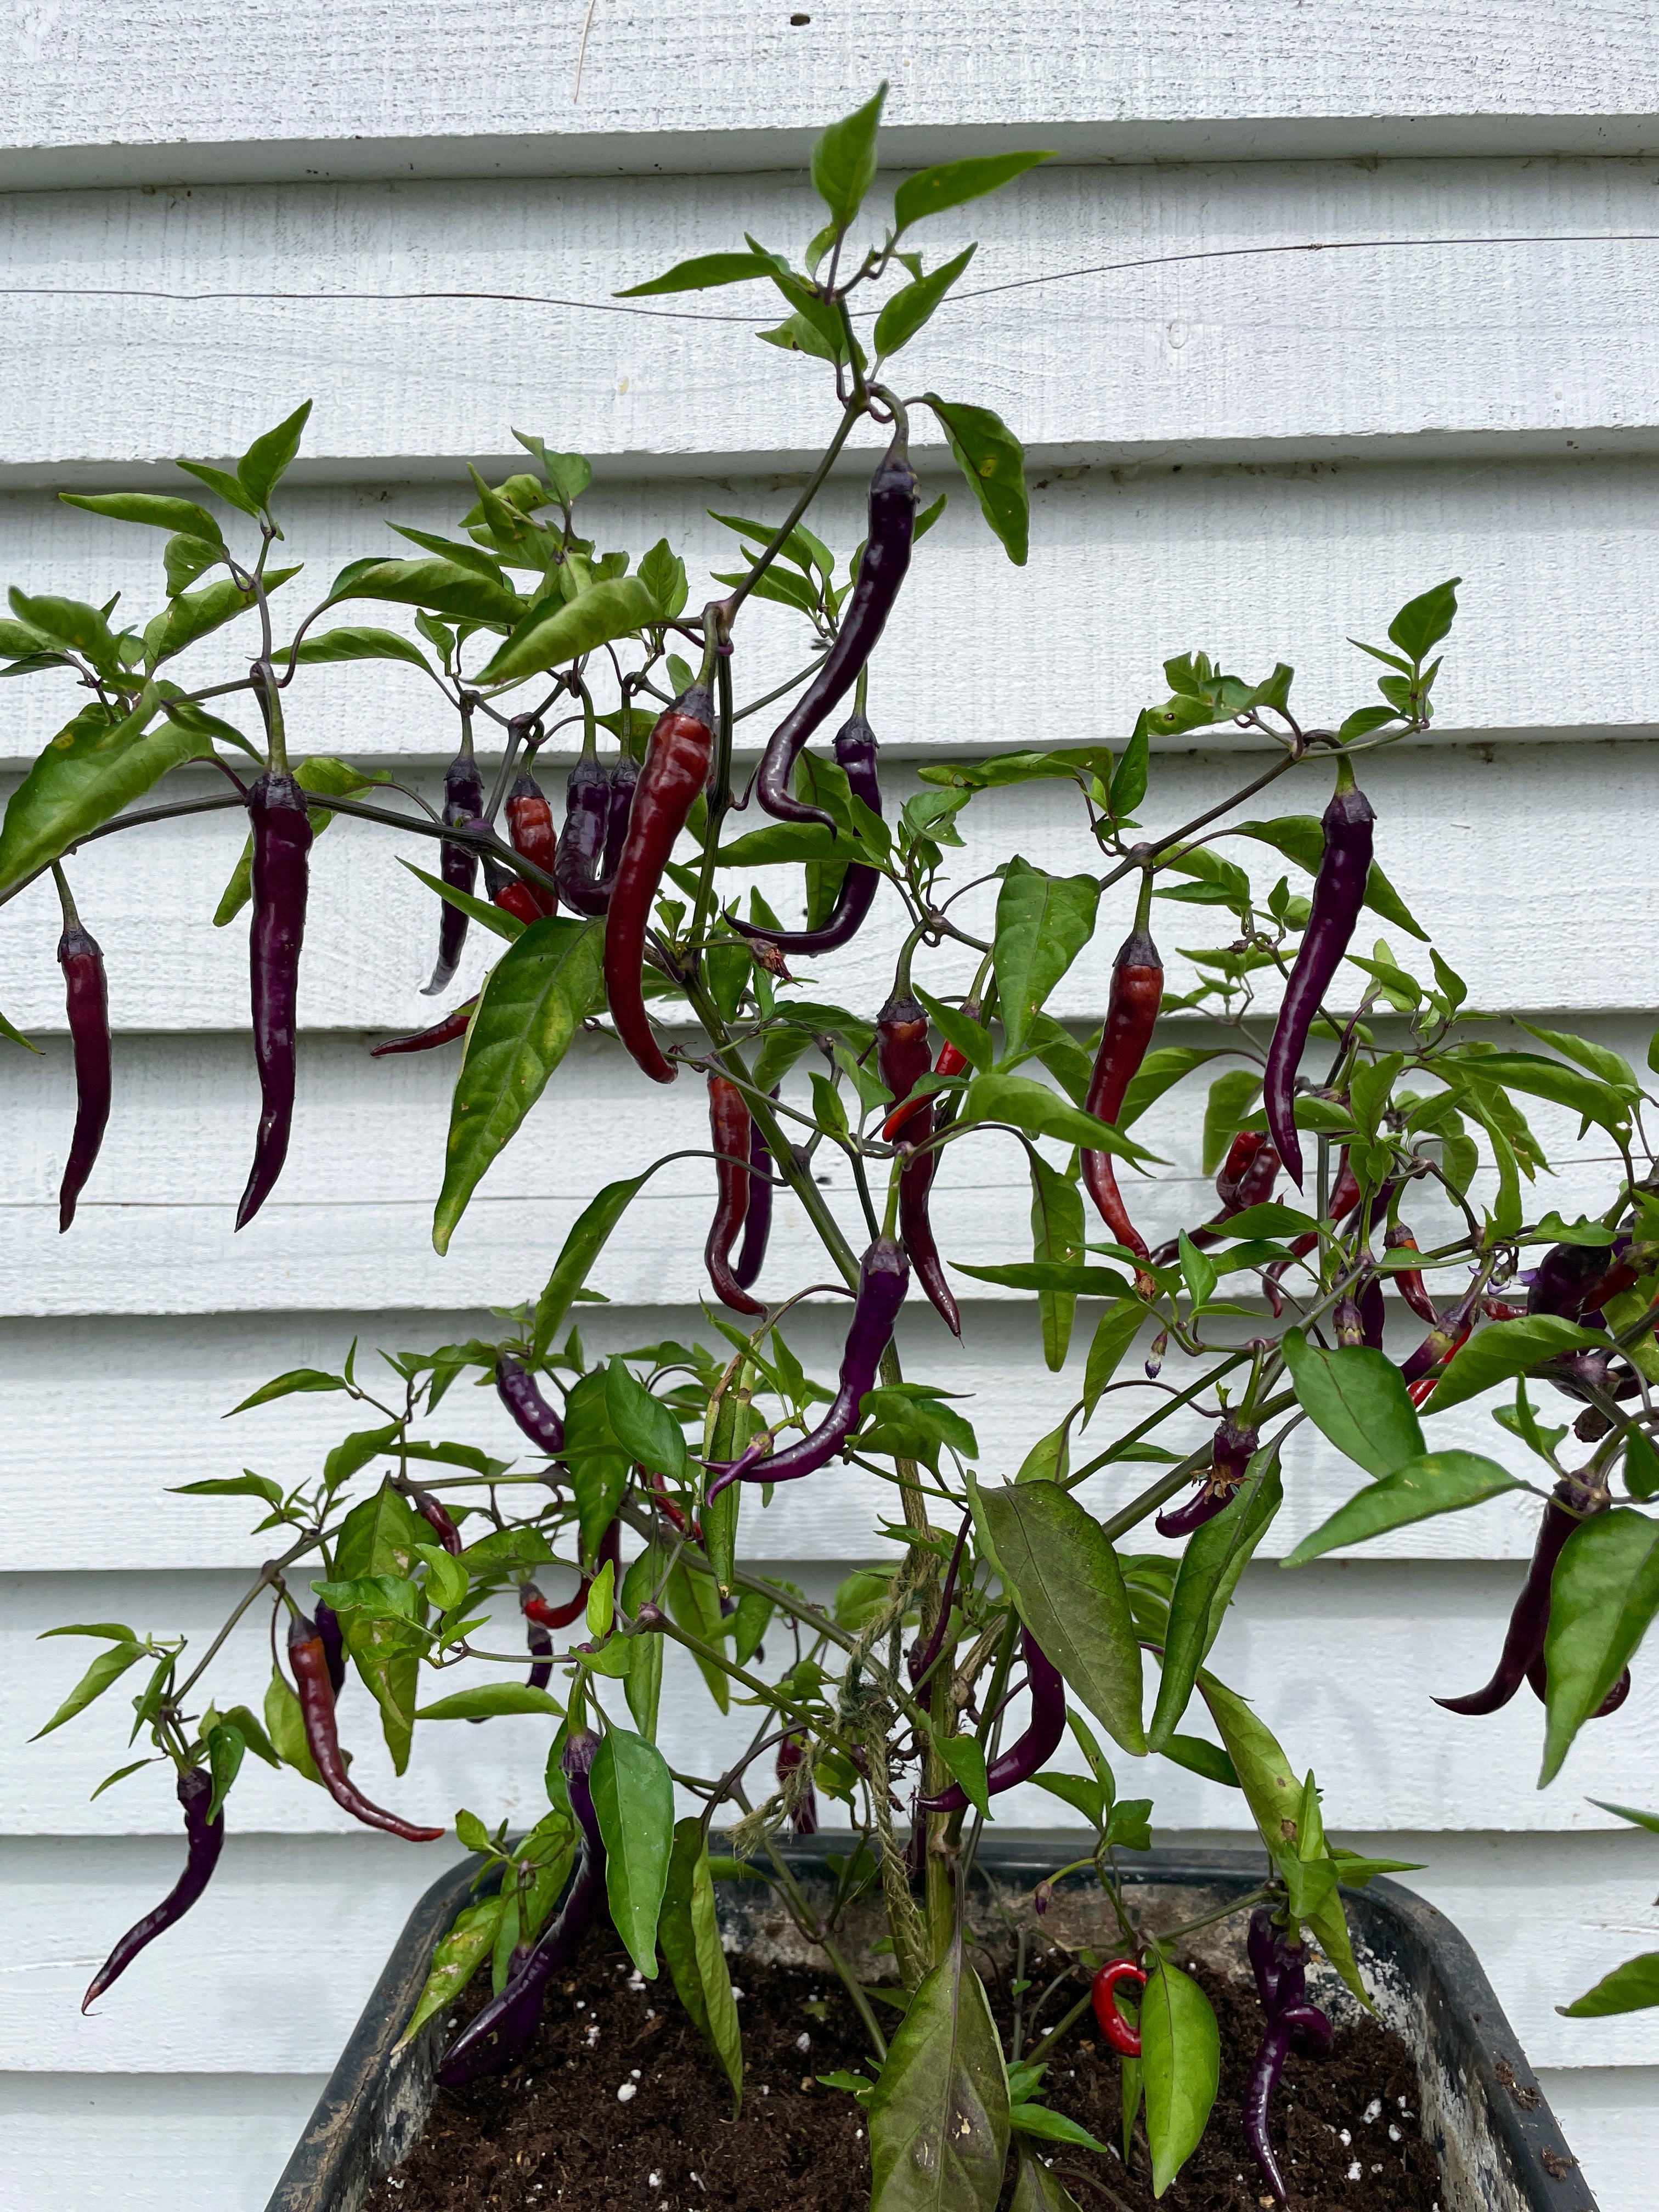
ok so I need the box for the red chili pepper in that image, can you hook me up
[879,991,934,1140]
[506,770,559,916]
[369,998,477,1057]
[82,1765,224,2011]
[54,872,110,1234]
[603,682,714,1084]
[484,853,542,928]
[1081,891,1163,1263]
[1385,1223,1440,1324]
[236,766,313,1231]
[1150,1131,1281,1267]
[403,1481,462,1555]
[1091,1959,1146,2057]
[704,1074,765,1315]
[287,1611,444,1842]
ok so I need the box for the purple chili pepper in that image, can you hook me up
[236,768,313,1229]
[707,1235,909,1498]
[55,878,111,1234]
[1436,1480,1586,1714]
[1262,760,1375,1189]
[554,749,612,917]
[1155,1420,1257,1539]
[314,1600,348,1696]
[437,1728,605,2085]
[1244,1906,1333,2202]
[731,709,884,953]
[82,1766,224,2011]
[424,743,485,995]
[1528,1239,1637,1321]
[495,1353,566,1458]
[909,1516,970,1688]
[602,754,639,881]
[733,1092,777,1291]
[917,1628,1064,1813]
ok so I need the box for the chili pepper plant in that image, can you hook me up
[16,86,1659,2212]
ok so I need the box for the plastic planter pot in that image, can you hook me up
[266,1838,1596,2212]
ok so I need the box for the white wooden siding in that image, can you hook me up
[3,10,1658,2208]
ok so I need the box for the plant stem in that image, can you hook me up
[719,399,866,624]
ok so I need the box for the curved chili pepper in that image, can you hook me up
[1150,1131,1281,1268]
[917,1627,1064,1812]
[1386,1223,1440,1324]
[776,1731,819,1836]
[1264,761,1375,1189]
[909,1515,970,1689]
[424,745,484,995]
[287,1610,444,1841]
[370,998,476,1058]
[55,887,110,1234]
[1081,899,1163,1264]
[879,991,934,1141]
[733,1098,776,1291]
[1244,2022,1294,2203]
[704,1074,765,1316]
[235,771,313,1231]
[1091,1958,1146,2057]
[604,682,715,1083]
[1156,1419,1259,1538]
[899,1110,962,1337]
[648,1470,702,1544]
[521,1522,620,1631]
[1436,1481,1587,1714]
[555,750,612,917]
[507,771,558,917]
[82,1764,224,2011]
[495,1352,566,1457]
[731,709,884,953]
[437,1728,605,2085]
[707,1235,910,1498]
[756,428,917,829]
[517,1584,556,1690]
[314,1599,348,1696]
[1244,1906,1333,2203]
[406,1482,462,1555]
[484,850,542,928]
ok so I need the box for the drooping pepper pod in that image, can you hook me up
[423,740,485,995]
[1263,759,1375,1189]
[1155,1418,1259,1538]
[404,1480,463,1555]
[235,769,313,1231]
[437,1727,605,2085]
[287,1609,445,1842]
[731,708,884,954]
[1081,893,1163,1266]
[506,769,559,916]
[878,988,935,1141]
[554,748,613,917]
[521,1522,620,1633]
[483,847,542,928]
[898,1111,961,1337]
[733,1096,776,1291]
[603,681,715,1083]
[517,1584,556,1691]
[369,998,477,1058]
[1091,1957,1147,2057]
[1527,1238,1639,1322]
[1244,1905,1334,2204]
[82,1764,224,2011]
[775,1731,819,1835]
[917,1627,1065,1813]
[704,1074,765,1316]
[602,753,640,883]
[1398,1280,1482,1407]
[53,870,111,1234]
[756,427,917,828]
[706,1235,910,1498]
[1151,1128,1280,1267]
[1436,1479,1588,1715]
[314,1598,348,1695]
[1385,1223,1441,1324]
[495,1352,567,1459]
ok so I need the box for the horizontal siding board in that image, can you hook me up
[3,2,1657,188]
[6,158,1659,481]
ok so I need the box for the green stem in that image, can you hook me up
[253,662,288,774]
[720,399,866,624]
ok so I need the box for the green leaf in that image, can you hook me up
[433,918,606,1253]
[238,399,313,507]
[8,588,121,673]
[1387,577,1460,662]
[1176,1232,1218,1312]
[1118,1045,1229,1128]
[146,566,301,666]
[334,555,523,627]
[934,1735,992,1819]
[1234,816,1427,942]
[812,83,887,229]
[590,1727,675,1980]
[416,1683,565,1721]
[226,1367,347,1415]
[170,1472,284,1506]
[873,245,976,358]
[660,1818,743,2112]
[1627,1428,1659,1503]
[1590,1799,1659,1834]
[1010,2143,1084,2211]
[1008,2104,1108,2153]
[1140,1957,1220,2196]
[1159,1734,1240,1789]
[477,577,660,687]
[398,857,522,947]
[992,859,1100,1061]
[975,1480,1145,1753]
[956,1072,1153,1160]
[1201,1069,1263,1175]
[1420,1315,1609,1415]
[893,152,1055,234]
[1283,1451,1522,1567]
[263,1667,323,1785]
[1110,714,1150,820]
[614,251,777,298]
[1028,1154,1085,1372]
[1514,1020,1640,1097]
[32,1641,145,1739]
[921,394,1028,566]
[1148,1454,1283,1748]
[1082,1299,1147,1423]
[533,1166,661,1358]
[398,1897,506,2046]
[325,1426,402,1494]
[59,491,225,545]
[205,1725,245,1823]
[956,1260,1133,1299]
[867,1931,1009,2212]
[605,1361,689,1481]
[38,1622,138,1643]
[291,625,433,671]
[1559,1952,1659,2018]
[1283,1329,1424,1477]
[1540,1509,1659,1785]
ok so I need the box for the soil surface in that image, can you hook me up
[366,1919,1444,2212]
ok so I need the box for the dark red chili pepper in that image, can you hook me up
[287,1610,444,1842]
[603,754,640,881]
[555,748,612,917]
[1150,1131,1281,1269]
[1244,1906,1333,2203]
[1528,1239,1638,1321]
[879,990,935,1141]
[1436,1481,1588,1714]
[705,1075,765,1316]
[1081,893,1163,1265]
[495,1352,566,1457]
[314,1599,348,1696]
[1091,1959,1146,2058]
[437,1728,605,2085]
[54,876,110,1234]
[521,1522,620,1630]
[1386,1223,1440,1324]
[405,1481,463,1555]
[776,1731,819,1835]
[917,1627,1064,1812]
[1358,1272,1386,1348]
[756,429,917,829]
[733,1097,776,1291]
[484,851,542,928]
[731,709,884,953]
[370,997,477,1058]
[424,743,484,995]
[82,1764,224,2011]
[518,1584,555,1691]
[605,682,715,1083]
[648,1470,702,1544]
[236,770,313,1231]
[507,771,558,916]
[899,1109,962,1338]
[1262,1148,1367,1308]
[1156,1419,1258,1538]
[1264,760,1375,1189]
[707,1235,910,1498]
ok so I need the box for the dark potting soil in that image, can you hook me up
[365,1918,1444,2212]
